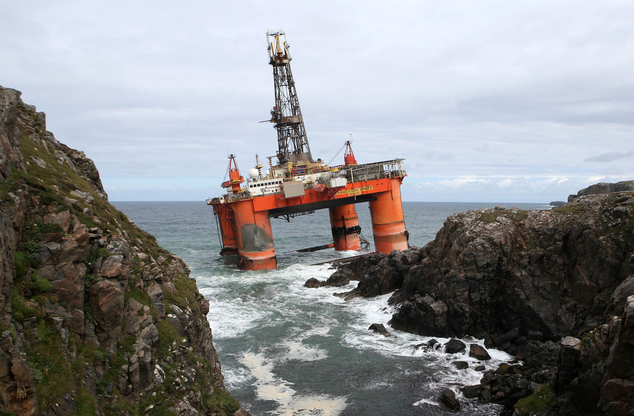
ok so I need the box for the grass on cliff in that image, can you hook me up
[205,387,241,416]
[24,321,75,412]
[514,382,558,416]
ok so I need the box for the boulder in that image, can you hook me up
[437,388,460,411]
[444,339,466,354]
[469,344,491,360]
[453,361,468,369]
[304,278,324,288]
[462,385,482,399]
[368,323,390,337]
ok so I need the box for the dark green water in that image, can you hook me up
[113,201,549,415]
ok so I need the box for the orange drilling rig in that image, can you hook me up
[207,31,408,271]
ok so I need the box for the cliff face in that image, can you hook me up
[0,87,246,416]
[329,192,634,415]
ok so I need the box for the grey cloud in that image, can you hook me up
[585,150,634,163]
[2,1,634,201]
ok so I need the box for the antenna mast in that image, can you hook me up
[266,31,313,164]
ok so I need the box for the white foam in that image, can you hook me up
[413,397,440,407]
[280,340,328,362]
[199,261,516,414]
[240,352,347,416]
[222,365,254,390]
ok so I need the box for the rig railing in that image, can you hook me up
[343,159,406,183]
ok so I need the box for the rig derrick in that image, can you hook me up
[208,31,409,271]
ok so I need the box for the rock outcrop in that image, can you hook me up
[568,181,634,202]
[323,191,634,415]
[0,86,247,415]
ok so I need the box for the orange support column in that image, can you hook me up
[369,178,408,254]
[329,204,361,251]
[214,204,239,256]
[232,200,277,270]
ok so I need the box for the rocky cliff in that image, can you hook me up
[568,181,634,202]
[0,86,247,416]
[319,190,634,415]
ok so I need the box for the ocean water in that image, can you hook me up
[113,201,550,415]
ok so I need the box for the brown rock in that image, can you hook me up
[89,279,124,339]
[100,255,124,278]
[146,283,165,318]
[469,344,492,360]
[438,388,460,411]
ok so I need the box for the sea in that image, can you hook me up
[112,201,550,416]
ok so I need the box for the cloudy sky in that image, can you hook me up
[2,0,633,202]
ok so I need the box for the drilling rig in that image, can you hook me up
[208,31,408,271]
[267,31,312,164]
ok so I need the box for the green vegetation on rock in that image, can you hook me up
[514,383,558,416]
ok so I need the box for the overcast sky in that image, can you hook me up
[2,0,633,202]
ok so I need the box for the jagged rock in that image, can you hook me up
[437,388,460,411]
[463,384,482,398]
[100,255,124,278]
[125,299,153,335]
[368,323,390,337]
[304,277,324,288]
[146,282,166,317]
[444,339,466,354]
[453,361,468,369]
[568,181,634,201]
[89,279,124,340]
[169,399,200,416]
[469,344,491,360]
[45,393,76,416]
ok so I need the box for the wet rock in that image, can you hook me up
[304,278,324,288]
[469,344,491,360]
[462,385,482,399]
[444,339,466,354]
[368,323,391,337]
[437,388,460,411]
[453,361,468,369]
[325,271,350,287]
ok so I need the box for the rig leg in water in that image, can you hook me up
[369,178,408,254]
[233,200,277,270]
[329,204,361,251]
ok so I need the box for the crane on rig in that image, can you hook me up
[208,31,408,271]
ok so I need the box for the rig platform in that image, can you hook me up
[207,31,408,271]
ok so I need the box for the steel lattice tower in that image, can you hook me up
[266,31,313,164]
